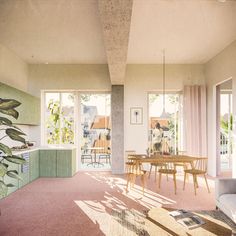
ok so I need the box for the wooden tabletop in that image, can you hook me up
[128,154,207,164]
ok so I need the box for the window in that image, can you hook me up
[220,92,233,170]
[45,92,75,145]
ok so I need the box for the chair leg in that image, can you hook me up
[193,174,197,195]
[165,165,169,181]
[126,173,131,192]
[195,175,199,188]
[148,165,152,179]
[132,174,136,188]
[155,166,157,182]
[141,174,146,195]
[204,174,210,193]
[173,174,177,195]
[183,172,187,190]
[158,172,162,188]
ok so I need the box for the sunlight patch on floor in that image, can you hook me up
[74,200,110,235]
[84,172,176,209]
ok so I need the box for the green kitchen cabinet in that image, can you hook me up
[29,150,39,181]
[18,153,30,188]
[0,82,40,125]
[56,149,76,177]
[3,160,19,196]
[39,150,57,177]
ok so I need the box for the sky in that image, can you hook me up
[220,94,232,116]
[149,94,178,117]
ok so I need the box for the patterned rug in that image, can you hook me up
[109,208,236,236]
[110,209,149,236]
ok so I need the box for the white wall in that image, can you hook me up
[124,64,205,154]
[28,64,111,97]
[27,64,111,156]
[0,43,28,91]
[205,40,236,177]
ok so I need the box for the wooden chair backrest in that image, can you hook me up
[125,150,136,162]
[125,150,136,173]
[194,158,208,172]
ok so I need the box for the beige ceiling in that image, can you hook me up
[0,0,235,68]
[0,0,107,64]
[128,0,236,63]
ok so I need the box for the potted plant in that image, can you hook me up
[0,98,26,199]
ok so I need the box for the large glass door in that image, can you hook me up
[80,94,111,169]
[148,93,182,155]
[220,91,233,171]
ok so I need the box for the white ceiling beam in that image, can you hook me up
[98,0,133,85]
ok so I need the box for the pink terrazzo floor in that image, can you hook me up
[0,171,216,236]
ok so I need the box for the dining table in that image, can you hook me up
[86,147,104,167]
[127,154,207,170]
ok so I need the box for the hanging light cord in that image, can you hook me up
[163,50,166,113]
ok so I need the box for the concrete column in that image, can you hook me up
[111,85,124,174]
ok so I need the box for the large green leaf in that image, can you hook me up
[0,117,21,131]
[0,117,12,126]
[0,180,8,198]
[0,163,7,177]
[6,128,25,136]
[0,108,19,119]
[0,143,12,155]
[6,170,22,181]
[6,128,26,143]
[0,98,21,110]
[6,183,15,187]
[0,163,8,168]
[4,155,26,165]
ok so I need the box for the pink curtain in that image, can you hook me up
[183,85,207,156]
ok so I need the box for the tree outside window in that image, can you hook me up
[45,92,74,145]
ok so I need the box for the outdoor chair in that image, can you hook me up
[81,150,92,164]
[93,139,111,164]
[98,147,111,164]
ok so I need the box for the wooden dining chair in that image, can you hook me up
[183,158,210,195]
[148,162,168,182]
[126,161,147,195]
[158,162,177,194]
[173,152,188,174]
[125,152,147,195]
[125,150,136,173]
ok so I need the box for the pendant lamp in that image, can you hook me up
[160,50,169,119]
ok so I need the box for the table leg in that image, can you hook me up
[87,152,104,167]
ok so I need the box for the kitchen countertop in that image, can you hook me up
[12,146,77,156]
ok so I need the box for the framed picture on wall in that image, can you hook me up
[130,107,143,125]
